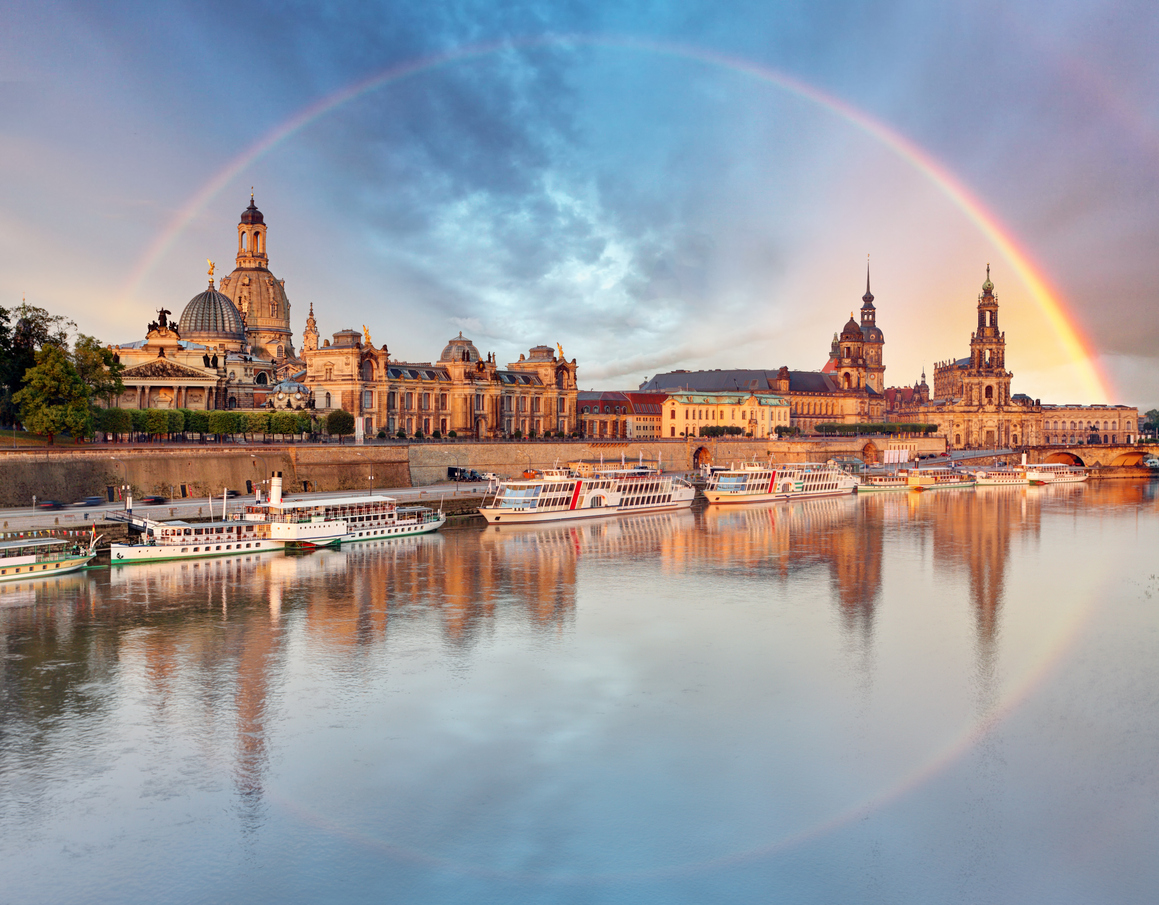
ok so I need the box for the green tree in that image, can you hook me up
[73,334,124,408]
[208,410,234,439]
[269,411,293,439]
[246,411,270,438]
[130,408,148,437]
[12,345,91,443]
[294,414,312,437]
[1,303,75,427]
[145,408,169,439]
[167,409,185,435]
[1144,409,1159,437]
[94,406,132,440]
[186,409,209,436]
[326,409,355,443]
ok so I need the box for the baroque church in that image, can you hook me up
[108,195,302,412]
[105,195,580,438]
[885,267,1138,448]
[641,266,887,430]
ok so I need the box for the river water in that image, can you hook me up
[1,482,1157,904]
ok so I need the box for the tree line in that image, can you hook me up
[0,302,123,442]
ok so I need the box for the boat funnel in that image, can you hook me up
[270,471,283,505]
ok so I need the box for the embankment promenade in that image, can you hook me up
[0,436,950,506]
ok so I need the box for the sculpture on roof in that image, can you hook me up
[362,324,372,346]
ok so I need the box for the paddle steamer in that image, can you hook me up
[480,464,695,524]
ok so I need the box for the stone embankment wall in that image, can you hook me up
[0,435,949,504]
[0,445,410,507]
[404,436,949,485]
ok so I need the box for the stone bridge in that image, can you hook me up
[1024,444,1150,467]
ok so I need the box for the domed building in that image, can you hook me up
[104,263,280,412]
[216,194,297,364]
[177,279,247,351]
[303,321,579,441]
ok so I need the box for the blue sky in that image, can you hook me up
[3,1,1158,405]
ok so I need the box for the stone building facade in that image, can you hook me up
[302,325,579,440]
[887,267,1138,448]
[107,196,296,412]
[641,274,887,430]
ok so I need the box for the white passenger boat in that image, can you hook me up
[480,465,695,524]
[110,517,281,564]
[855,472,911,493]
[972,468,1029,487]
[244,472,445,546]
[1024,463,1088,485]
[705,461,857,504]
[906,467,976,491]
[0,531,98,581]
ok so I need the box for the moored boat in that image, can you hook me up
[855,472,911,493]
[480,464,695,524]
[0,531,99,581]
[1024,463,1088,485]
[110,517,281,564]
[707,461,856,503]
[244,472,445,545]
[972,468,1029,487]
[906,467,976,491]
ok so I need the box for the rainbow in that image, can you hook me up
[119,33,1109,401]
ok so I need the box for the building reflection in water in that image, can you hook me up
[2,480,1149,845]
[697,498,884,656]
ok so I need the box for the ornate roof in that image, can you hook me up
[178,282,246,344]
[440,332,480,362]
[841,316,863,339]
[240,196,264,225]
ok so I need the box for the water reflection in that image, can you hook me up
[0,482,1156,901]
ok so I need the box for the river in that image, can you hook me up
[2,482,1157,904]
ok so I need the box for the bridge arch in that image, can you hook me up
[1110,450,1146,467]
[861,440,879,465]
[693,446,712,469]
[1045,451,1085,466]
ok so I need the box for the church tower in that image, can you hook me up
[217,193,297,363]
[302,302,319,353]
[859,260,886,393]
[962,265,1013,428]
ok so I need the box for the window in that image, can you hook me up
[670,409,676,420]
[405,392,413,410]
[324,392,331,408]
[387,392,397,411]
[362,391,373,409]
[440,393,448,411]
[985,385,994,401]
[422,393,430,411]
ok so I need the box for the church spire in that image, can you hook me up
[862,255,874,306]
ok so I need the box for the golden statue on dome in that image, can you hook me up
[363,325,373,346]
[207,259,215,278]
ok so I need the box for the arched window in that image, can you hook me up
[985,385,994,400]
[324,392,331,408]
[254,231,261,253]
[670,409,675,420]
[241,232,248,252]
[362,361,373,381]
[255,372,268,386]
[276,345,283,359]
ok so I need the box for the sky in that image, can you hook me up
[2,1,1158,407]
